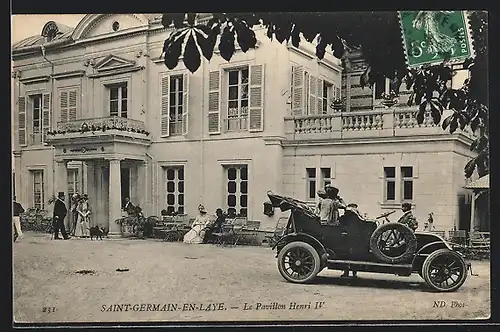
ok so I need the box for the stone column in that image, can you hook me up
[108,158,122,236]
[55,160,69,203]
[136,161,147,213]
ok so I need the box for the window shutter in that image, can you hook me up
[160,75,170,137]
[182,73,189,136]
[68,90,77,121]
[18,96,27,146]
[309,75,317,115]
[60,91,68,123]
[42,93,51,143]
[208,70,221,134]
[291,66,304,116]
[249,64,264,132]
[317,79,324,114]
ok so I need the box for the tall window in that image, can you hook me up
[384,167,396,201]
[32,170,44,209]
[31,94,42,145]
[169,75,184,135]
[225,165,248,217]
[321,81,333,114]
[226,67,249,131]
[165,166,184,214]
[321,168,332,189]
[306,168,316,200]
[68,169,79,197]
[109,83,128,118]
[401,166,413,201]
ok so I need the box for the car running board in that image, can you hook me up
[326,259,413,276]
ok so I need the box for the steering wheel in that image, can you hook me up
[375,210,396,220]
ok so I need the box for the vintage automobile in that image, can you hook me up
[267,192,470,292]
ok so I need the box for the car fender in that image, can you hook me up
[412,240,453,268]
[272,232,327,256]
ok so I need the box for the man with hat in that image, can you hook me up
[53,192,71,240]
[315,189,334,225]
[397,202,418,231]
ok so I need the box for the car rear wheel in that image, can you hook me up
[369,222,417,264]
[277,241,320,284]
[422,249,468,292]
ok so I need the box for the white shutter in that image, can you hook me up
[249,64,264,132]
[160,75,170,137]
[182,73,189,136]
[42,93,51,143]
[317,79,324,114]
[68,90,77,121]
[208,70,221,134]
[291,66,304,116]
[309,75,317,115]
[60,91,68,123]
[18,96,27,146]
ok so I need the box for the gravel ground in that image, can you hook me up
[13,232,490,323]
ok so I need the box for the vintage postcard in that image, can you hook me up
[11,11,490,326]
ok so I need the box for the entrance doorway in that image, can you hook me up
[121,167,130,209]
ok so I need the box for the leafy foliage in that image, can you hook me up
[161,12,488,179]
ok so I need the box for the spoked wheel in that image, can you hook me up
[369,223,417,263]
[422,249,468,292]
[277,241,320,284]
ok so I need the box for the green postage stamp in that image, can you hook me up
[399,11,475,68]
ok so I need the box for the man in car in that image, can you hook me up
[315,189,334,225]
[397,202,418,231]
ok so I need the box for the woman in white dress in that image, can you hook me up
[75,194,91,238]
[183,204,213,244]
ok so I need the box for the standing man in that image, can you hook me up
[315,189,334,225]
[13,196,24,242]
[397,202,418,231]
[53,192,71,240]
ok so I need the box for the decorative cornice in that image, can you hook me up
[87,65,144,78]
[20,75,51,85]
[263,136,285,146]
[52,70,86,80]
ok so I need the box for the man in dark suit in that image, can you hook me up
[123,197,136,216]
[53,192,71,240]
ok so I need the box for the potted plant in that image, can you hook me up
[380,90,399,107]
[330,97,344,112]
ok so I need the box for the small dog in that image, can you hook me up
[88,226,108,240]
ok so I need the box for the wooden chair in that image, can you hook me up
[264,217,289,247]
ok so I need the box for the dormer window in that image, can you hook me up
[46,29,57,42]
[112,21,120,32]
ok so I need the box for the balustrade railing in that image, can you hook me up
[53,116,148,135]
[341,111,384,131]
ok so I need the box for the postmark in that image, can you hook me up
[399,11,475,68]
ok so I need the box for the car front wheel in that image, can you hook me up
[277,241,321,284]
[422,249,468,292]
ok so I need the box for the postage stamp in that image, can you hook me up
[399,11,475,68]
[11,12,490,327]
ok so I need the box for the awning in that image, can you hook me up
[464,175,489,189]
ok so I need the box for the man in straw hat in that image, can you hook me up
[53,192,71,240]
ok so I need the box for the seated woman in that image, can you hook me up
[183,204,213,244]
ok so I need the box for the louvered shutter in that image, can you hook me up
[317,79,324,114]
[291,66,304,116]
[68,90,77,121]
[60,91,68,123]
[249,64,264,132]
[160,75,170,137]
[18,97,27,146]
[208,70,221,134]
[182,73,189,136]
[42,93,51,143]
[309,75,317,115]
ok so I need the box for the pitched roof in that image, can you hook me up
[464,175,489,189]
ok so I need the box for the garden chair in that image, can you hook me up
[265,217,289,247]
[230,217,247,246]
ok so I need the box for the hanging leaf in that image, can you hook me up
[464,158,476,178]
[173,13,187,29]
[266,24,274,40]
[183,32,201,73]
[275,23,292,43]
[449,116,458,134]
[331,36,345,59]
[235,22,257,52]
[186,13,197,26]
[219,26,235,61]
[291,25,300,48]
[316,36,327,59]
[196,29,216,61]
[164,30,187,70]
[359,66,371,89]
[416,102,426,124]
[441,114,453,130]
[470,114,481,132]
[430,104,441,125]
